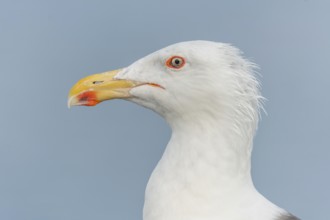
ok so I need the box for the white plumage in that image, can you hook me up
[70,41,299,220]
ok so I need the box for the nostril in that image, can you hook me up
[93,81,104,85]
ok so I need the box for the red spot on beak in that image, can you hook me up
[77,91,100,106]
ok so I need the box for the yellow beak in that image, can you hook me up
[68,69,139,108]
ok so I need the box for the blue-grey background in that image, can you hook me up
[1,1,329,219]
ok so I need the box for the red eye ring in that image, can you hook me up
[166,56,185,69]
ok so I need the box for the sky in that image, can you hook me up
[0,0,329,219]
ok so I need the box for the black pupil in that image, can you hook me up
[174,59,181,65]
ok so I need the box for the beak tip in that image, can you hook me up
[67,69,130,108]
[67,96,76,109]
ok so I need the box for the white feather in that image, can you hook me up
[115,41,295,220]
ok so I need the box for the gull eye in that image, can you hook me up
[166,56,185,69]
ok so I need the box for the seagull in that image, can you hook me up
[68,41,299,220]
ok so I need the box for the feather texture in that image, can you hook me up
[113,41,298,220]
